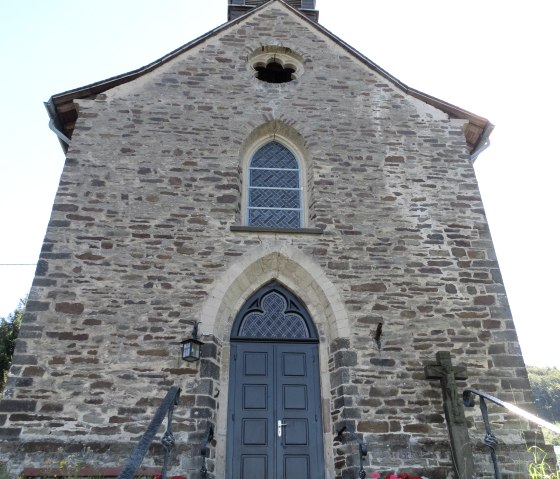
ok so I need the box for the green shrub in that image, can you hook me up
[0,299,25,393]
[528,446,560,479]
[542,423,560,446]
[528,366,560,423]
[0,463,9,479]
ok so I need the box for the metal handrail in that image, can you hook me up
[463,388,560,479]
[336,426,368,479]
[118,386,182,479]
[200,422,214,478]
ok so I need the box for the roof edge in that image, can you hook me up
[47,0,492,153]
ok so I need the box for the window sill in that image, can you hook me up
[230,225,323,235]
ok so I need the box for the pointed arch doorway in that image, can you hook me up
[226,282,325,479]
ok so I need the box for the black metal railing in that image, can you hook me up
[199,422,214,478]
[118,386,181,479]
[463,387,560,479]
[336,425,368,479]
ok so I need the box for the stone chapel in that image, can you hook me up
[1,1,552,478]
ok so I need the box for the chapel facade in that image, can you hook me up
[0,1,550,478]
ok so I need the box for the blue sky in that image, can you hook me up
[0,0,558,367]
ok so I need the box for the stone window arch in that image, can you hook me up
[248,46,305,84]
[246,140,303,228]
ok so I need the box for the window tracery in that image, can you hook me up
[232,282,316,340]
[248,46,304,83]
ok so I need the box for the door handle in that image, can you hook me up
[277,419,287,437]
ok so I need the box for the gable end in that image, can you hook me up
[45,0,492,157]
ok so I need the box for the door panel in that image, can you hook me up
[241,456,267,479]
[229,344,275,479]
[243,385,267,409]
[283,456,309,479]
[228,342,324,479]
[243,419,268,445]
[282,352,306,376]
[244,351,268,376]
[283,384,307,409]
[275,344,322,479]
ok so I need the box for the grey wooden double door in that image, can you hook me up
[227,342,324,479]
[226,281,325,479]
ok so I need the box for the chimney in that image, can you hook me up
[228,0,319,22]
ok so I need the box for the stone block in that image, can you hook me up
[0,427,22,440]
[0,400,37,413]
[54,302,85,314]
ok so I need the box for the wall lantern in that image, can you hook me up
[181,322,204,362]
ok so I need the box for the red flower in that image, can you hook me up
[371,471,424,479]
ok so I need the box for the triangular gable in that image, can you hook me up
[46,0,492,156]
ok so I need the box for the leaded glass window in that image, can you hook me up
[248,142,302,228]
[239,291,309,339]
[231,282,318,341]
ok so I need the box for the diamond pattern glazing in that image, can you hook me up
[251,142,299,169]
[249,209,300,228]
[250,169,299,188]
[248,141,302,228]
[239,292,309,339]
[250,189,300,209]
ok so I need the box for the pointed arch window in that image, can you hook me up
[231,282,318,341]
[247,141,302,229]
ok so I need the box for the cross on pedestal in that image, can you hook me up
[425,351,475,479]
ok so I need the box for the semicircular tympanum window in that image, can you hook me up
[231,283,317,341]
[248,141,302,229]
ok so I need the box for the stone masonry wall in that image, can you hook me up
[0,4,546,478]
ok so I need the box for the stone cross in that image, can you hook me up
[425,351,475,479]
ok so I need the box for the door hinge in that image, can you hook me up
[232,413,235,421]
[234,352,237,361]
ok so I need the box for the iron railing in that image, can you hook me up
[200,422,214,478]
[463,387,560,479]
[336,425,368,479]
[118,386,181,479]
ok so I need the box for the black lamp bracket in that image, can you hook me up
[192,321,200,339]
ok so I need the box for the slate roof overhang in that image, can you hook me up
[45,0,493,156]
